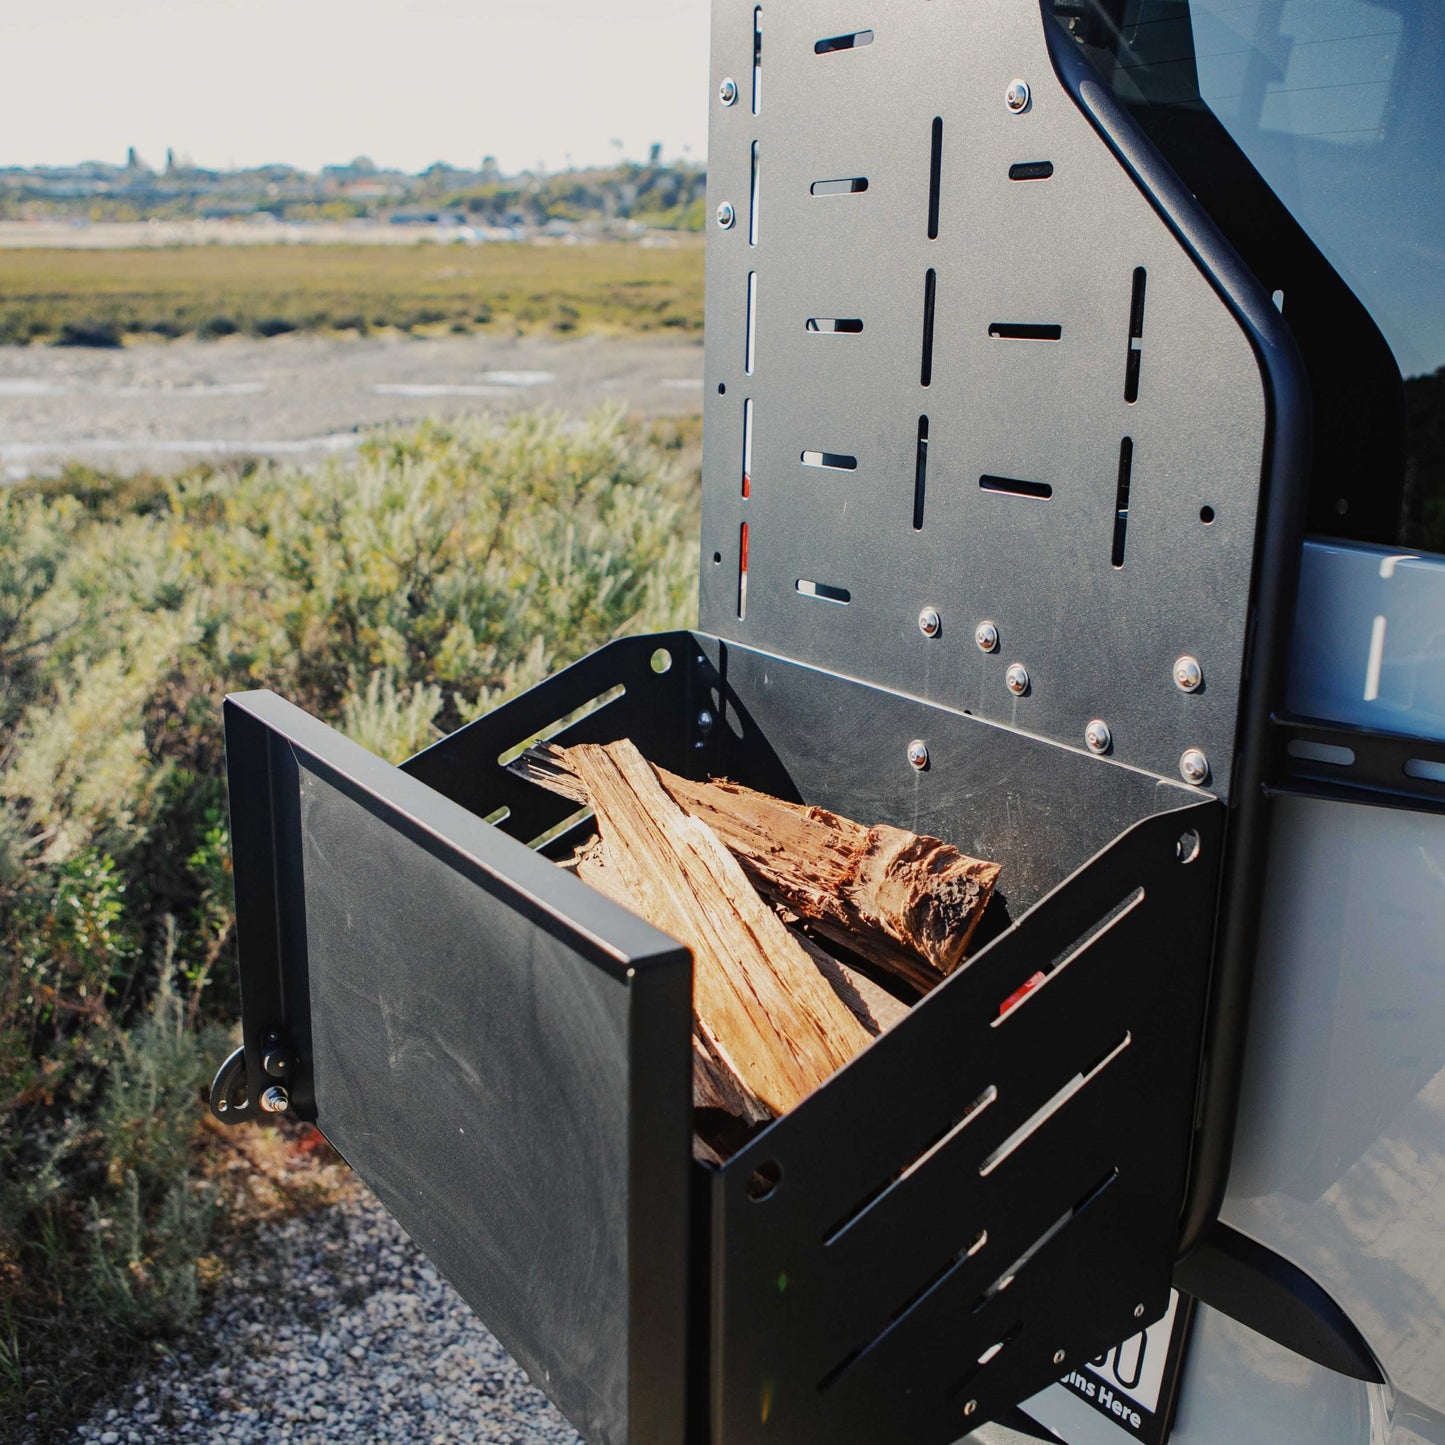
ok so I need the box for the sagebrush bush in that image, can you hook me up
[0,408,699,1432]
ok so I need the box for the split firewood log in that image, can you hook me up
[521,741,999,993]
[561,740,875,1118]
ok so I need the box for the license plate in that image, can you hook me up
[1019,1290,1196,1445]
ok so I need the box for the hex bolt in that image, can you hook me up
[260,1085,290,1115]
[1174,655,1203,693]
[1005,78,1031,113]
[697,708,716,735]
[716,201,736,230]
[975,620,999,653]
[1006,663,1030,697]
[1085,719,1112,755]
[1180,748,1210,786]
[719,76,739,106]
[1053,1349,1066,1366]
[918,606,941,638]
[963,1400,978,1418]
[907,739,930,771]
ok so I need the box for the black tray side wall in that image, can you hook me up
[224,692,694,1445]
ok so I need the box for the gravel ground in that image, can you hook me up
[71,1182,581,1445]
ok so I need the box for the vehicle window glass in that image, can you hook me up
[1054,0,1445,552]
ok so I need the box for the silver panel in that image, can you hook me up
[701,0,1271,795]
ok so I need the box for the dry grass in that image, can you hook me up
[0,239,705,345]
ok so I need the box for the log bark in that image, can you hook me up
[521,742,999,992]
[562,740,874,1117]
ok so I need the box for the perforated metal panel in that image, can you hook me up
[701,0,1275,797]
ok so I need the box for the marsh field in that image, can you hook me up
[0,238,705,346]
[0,239,706,1438]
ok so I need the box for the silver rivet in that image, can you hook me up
[260,1085,290,1114]
[1174,655,1203,693]
[918,606,941,638]
[1085,719,1112,754]
[1005,78,1031,113]
[1006,663,1030,696]
[1134,1303,1147,1319]
[963,1400,978,1418]
[1180,748,1210,785]
[975,621,999,653]
[697,709,716,734]
[907,739,930,771]
[1053,1349,1066,1365]
[719,77,738,106]
[716,201,736,229]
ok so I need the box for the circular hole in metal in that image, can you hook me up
[713,551,722,564]
[1176,829,1201,864]
[746,1161,782,1201]
[650,648,673,675]
[1199,505,1215,524]
[718,382,727,395]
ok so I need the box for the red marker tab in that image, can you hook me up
[998,971,1047,1019]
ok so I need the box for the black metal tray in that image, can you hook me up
[219,630,1220,1445]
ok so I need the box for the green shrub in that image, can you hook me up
[0,407,699,1434]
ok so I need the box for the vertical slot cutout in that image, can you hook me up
[749,140,760,246]
[752,6,763,115]
[1111,436,1133,569]
[920,269,937,387]
[738,520,749,620]
[1125,266,1146,403]
[741,397,753,498]
[745,271,757,375]
[913,416,929,531]
[815,29,874,54]
[927,117,943,239]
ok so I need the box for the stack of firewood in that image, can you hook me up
[517,740,1000,1163]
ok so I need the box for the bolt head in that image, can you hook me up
[907,739,930,771]
[918,606,941,638]
[697,709,716,734]
[1085,719,1112,754]
[975,621,999,653]
[716,201,736,230]
[260,1085,290,1115]
[1006,663,1030,697]
[719,76,739,106]
[1005,78,1031,113]
[1180,748,1210,786]
[1174,655,1203,692]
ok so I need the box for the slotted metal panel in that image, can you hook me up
[701,0,1276,797]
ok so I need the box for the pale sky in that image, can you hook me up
[1,0,711,174]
